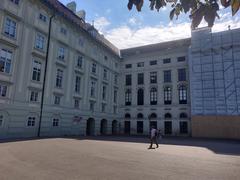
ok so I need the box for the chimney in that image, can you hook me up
[66,1,77,13]
[77,10,86,21]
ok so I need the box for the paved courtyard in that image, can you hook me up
[0,136,239,180]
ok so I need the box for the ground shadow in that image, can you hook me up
[1,135,240,156]
[72,135,240,156]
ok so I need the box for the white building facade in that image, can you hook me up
[0,0,120,139]
[0,0,239,139]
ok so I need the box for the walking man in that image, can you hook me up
[148,126,159,149]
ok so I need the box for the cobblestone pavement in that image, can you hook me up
[0,136,239,180]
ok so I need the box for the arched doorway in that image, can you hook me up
[86,118,95,136]
[112,120,118,135]
[100,119,108,135]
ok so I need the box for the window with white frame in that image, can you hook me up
[57,47,65,60]
[27,117,35,127]
[179,85,187,104]
[150,87,157,105]
[75,76,81,94]
[76,56,83,68]
[10,0,20,5]
[90,81,96,98]
[56,69,63,88]
[0,49,12,74]
[125,89,131,106]
[32,60,41,82]
[39,13,47,22]
[102,86,106,100]
[52,118,59,127]
[164,87,172,105]
[0,84,7,97]
[4,17,17,38]
[35,33,45,50]
[54,95,61,105]
[150,72,157,84]
[30,91,39,102]
[92,63,97,74]
[0,115,3,127]
[74,99,80,109]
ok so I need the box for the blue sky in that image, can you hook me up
[59,0,240,49]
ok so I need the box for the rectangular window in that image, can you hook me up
[32,60,41,82]
[114,90,117,103]
[90,81,96,98]
[125,64,132,69]
[35,34,45,50]
[163,58,171,64]
[10,0,20,5]
[138,73,144,85]
[180,121,188,134]
[0,49,12,74]
[137,62,144,67]
[60,27,67,35]
[54,95,61,105]
[92,63,97,74]
[179,86,187,104]
[126,75,132,86]
[4,17,17,38]
[57,47,65,60]
[30,91,38,102]
[0,85,7,97]
[137,121,143,134]
[164,70,171,83]
[27,117,35,127]
[76,56,83,68]
[164,87,172,105]
[74,99,80,109]
[178,68,186,81]
[56,69,63,88]
[52,118,59,127]
[75,76,81,94]
[103,69,108,80]
[150,60,157,66]
[39,13,47,22]
[150,72,157,84]
[0,115,3,126]
[177,56,186,62]
[102,86,106,100]
[125,89,131,106]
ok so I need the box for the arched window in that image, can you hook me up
[165,113,172,119]
[137,113,144,119]
[149,113,157,119]
[179,85,187,104]
[125,89,132,106]
[150,87,157,105]
[164,87,172,104]
[137,88,144,105]
[125,113,131,119]
[180,113,188,119]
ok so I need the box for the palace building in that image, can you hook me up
[0,0,239,139]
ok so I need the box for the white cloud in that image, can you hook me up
[94,17,110,32]
[104,13,240,49]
